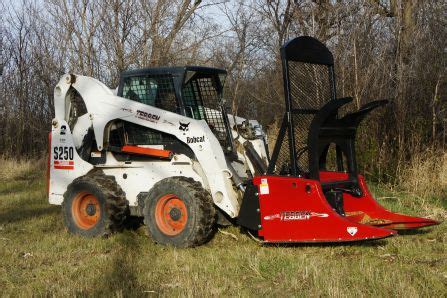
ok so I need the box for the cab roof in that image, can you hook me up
[120,65,227,78]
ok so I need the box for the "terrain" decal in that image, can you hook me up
[264,211,329,221]
[136,110,160,122]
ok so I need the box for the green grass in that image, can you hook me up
[0,174,445,296]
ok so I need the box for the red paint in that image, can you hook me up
[253,176,396,243]
[54,160,74,170]
[54,161,74,165]
[47,132,51,195]
[54,166,75,170]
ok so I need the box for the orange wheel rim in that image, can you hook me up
[72,192,101,230]
[155,194,188,236]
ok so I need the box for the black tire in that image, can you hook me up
[62,170,128,237]
[143,177,216,247]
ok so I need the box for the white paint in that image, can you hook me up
[347,227,358,236]
[49,74,270,218]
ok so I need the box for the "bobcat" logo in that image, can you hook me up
[179,122,190,131]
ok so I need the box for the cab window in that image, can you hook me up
[182,82,206,119]
[122,75,178,112]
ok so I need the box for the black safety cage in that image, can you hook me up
[117,66,235,154]
[267,36,388,195]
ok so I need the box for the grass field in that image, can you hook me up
[0,163,446,296]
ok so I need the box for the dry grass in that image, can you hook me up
[398,151,447,199]
[0,156,46,181]
[0,159,445,296]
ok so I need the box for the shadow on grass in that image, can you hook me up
[0,206,59,225]
[239,227,391,248]
[0,180,30,195]
[396,228,434,236]
[261,238,389,248]
[92,231,142,296]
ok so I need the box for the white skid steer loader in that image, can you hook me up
[48,66,270,247]
[48,37,438,247]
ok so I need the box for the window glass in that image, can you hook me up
[122,75,177,112]
[183,82,206,120]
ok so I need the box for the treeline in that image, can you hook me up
[1,0,446,181]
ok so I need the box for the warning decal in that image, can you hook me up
[347,226,358,236]
[54,160,74,170]
[259,178,269,195]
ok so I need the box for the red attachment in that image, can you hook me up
[319,171,440,230]
[254,176,396,243]
[121,145,173,159]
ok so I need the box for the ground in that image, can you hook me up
[0,171,445,296]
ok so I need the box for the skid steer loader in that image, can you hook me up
[48,36,438,247]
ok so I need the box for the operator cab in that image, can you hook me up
[115,66,234,155]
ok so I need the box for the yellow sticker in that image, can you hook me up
[260,178,269,195]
